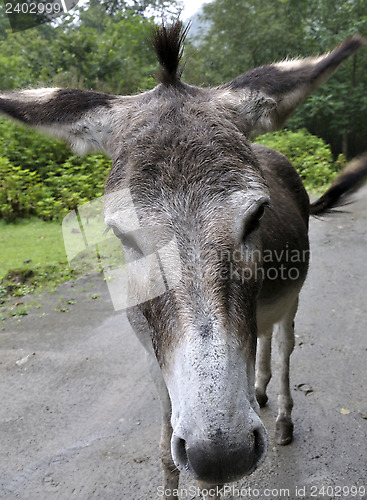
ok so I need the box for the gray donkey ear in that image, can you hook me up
[0,88,120,155]
[219,35,366,136]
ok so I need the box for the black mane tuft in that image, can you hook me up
[153,21,189,85]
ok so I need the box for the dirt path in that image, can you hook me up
[1,187,366,500]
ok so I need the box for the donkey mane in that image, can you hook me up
[153,21,189,85]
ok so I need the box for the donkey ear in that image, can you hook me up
[220,35,366,136]
[0,88,119,155]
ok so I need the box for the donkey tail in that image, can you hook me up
[310,153,367,216]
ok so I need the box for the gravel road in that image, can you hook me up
[1,186,366,500]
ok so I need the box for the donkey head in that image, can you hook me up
[104,79,271,483]
[0,22,364,485]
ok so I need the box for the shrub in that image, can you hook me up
[0,118,69,175]
[0,156,46,221]
[255,129,345,190]
[0,118,112,222]
[0,121,345,222]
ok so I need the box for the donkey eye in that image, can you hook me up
[243,203,269,239]
[111,227,144,257]
[110,226,120,238]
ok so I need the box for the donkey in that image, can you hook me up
[1,22,366,499]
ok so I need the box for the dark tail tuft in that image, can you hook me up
[153,21,190,86]
[310,153,367,216]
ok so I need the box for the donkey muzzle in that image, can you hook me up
[171,421,267,484]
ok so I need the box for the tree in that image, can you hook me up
[192,0,367,157]
[0,1,170,94]
[287,0,367,157]
[52,10,159,93]
[189,0,301,84]
[91,0,182,18]
[0,4,12,40]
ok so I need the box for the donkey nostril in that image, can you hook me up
[173,437,188,467]
[172,424,268,481]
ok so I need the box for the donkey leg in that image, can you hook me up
[274,297,298,445]
[255,329,273,407]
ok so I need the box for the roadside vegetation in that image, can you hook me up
[0,0,366,305]
[256,129,346,192]
[0,218,98,313]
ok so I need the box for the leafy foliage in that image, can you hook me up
[52,10,159,93]
[0,0,364,226]
[0,5,161,94]
[0,119,111,222]
[190,0,367,157]
[256,129,345,190]
[0,3,169,224]
[91,0,182,18]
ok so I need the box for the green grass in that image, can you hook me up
[0,218,67,279]
[0,217,123,302]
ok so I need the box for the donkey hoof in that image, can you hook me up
[255,390,268,408]
[275,419,293,445]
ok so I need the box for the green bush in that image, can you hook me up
[255,129,345,190]
[0,118,69,175]
[0,120,345,222]
[0,118,112,222]
[0,156,44,221]
[34,154,112,220]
